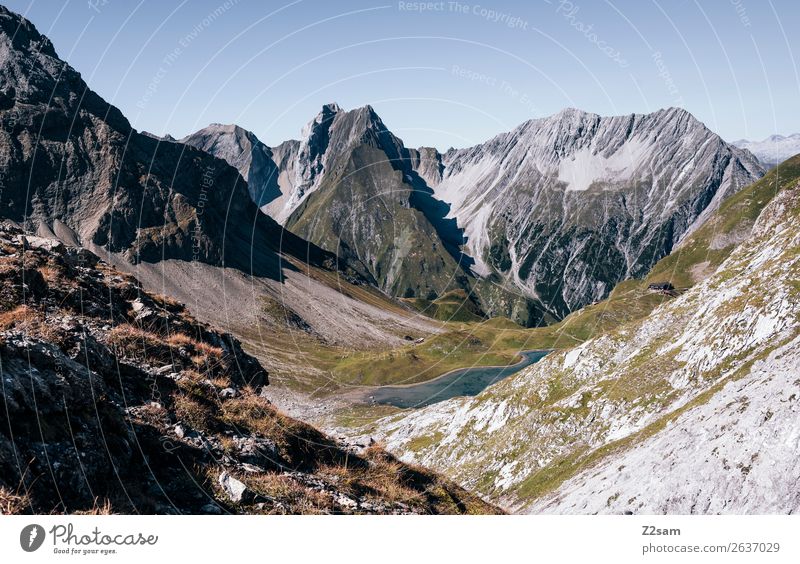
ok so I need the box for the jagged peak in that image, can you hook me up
[551,107,598,120]
[321,101,342,113]
[0,5,58,59]
[300,102,389,143]
[301,103,341,139]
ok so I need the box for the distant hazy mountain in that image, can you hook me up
[188,105,763,324]
[733,134,800,168]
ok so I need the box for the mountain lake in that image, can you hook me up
[365,350,550,408]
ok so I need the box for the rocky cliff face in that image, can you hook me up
[361,170,800,513]
[0,4,239,265]
[186,104,478,301]
[272,104,478,300]
[425,107,764,318]
[181,123,281,208]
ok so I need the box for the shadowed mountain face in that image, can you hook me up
[187,104,482,303]
[0,6,369,284]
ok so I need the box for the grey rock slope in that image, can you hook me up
[425,107,764,318]
[733,134,800,168]
[181,123,281,208]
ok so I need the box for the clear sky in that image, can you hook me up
[5,0,799,149]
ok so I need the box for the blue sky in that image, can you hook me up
[5,0,799,149]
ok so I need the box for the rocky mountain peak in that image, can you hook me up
[547,106,599,125]
[430,106,763,319]
[0,5,57,59]
[180,123,279,207]
[0,5,358,282]
[301,102,341,138]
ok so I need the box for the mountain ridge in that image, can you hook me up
[0,5,375,290]
[187,102,764,324]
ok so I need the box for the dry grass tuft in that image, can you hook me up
[221,391,343,469]
[0,305,64,342]
[166,333,222,357]
[319,456,426,507]
[73,498,114,515]
[243,473,333,514]
[0,486,29,515]
[110,324,224,367]
[152,293,184,311]
[173,393,216,432]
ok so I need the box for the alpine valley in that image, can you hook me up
[0,4,798,516]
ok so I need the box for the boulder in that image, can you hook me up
[218,471,251,504]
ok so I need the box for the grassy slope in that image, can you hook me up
[402,289,485,323]
[325,280,675,389]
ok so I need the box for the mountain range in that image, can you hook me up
[185,104,764,325]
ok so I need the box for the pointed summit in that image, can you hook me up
[301,102,342,138]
